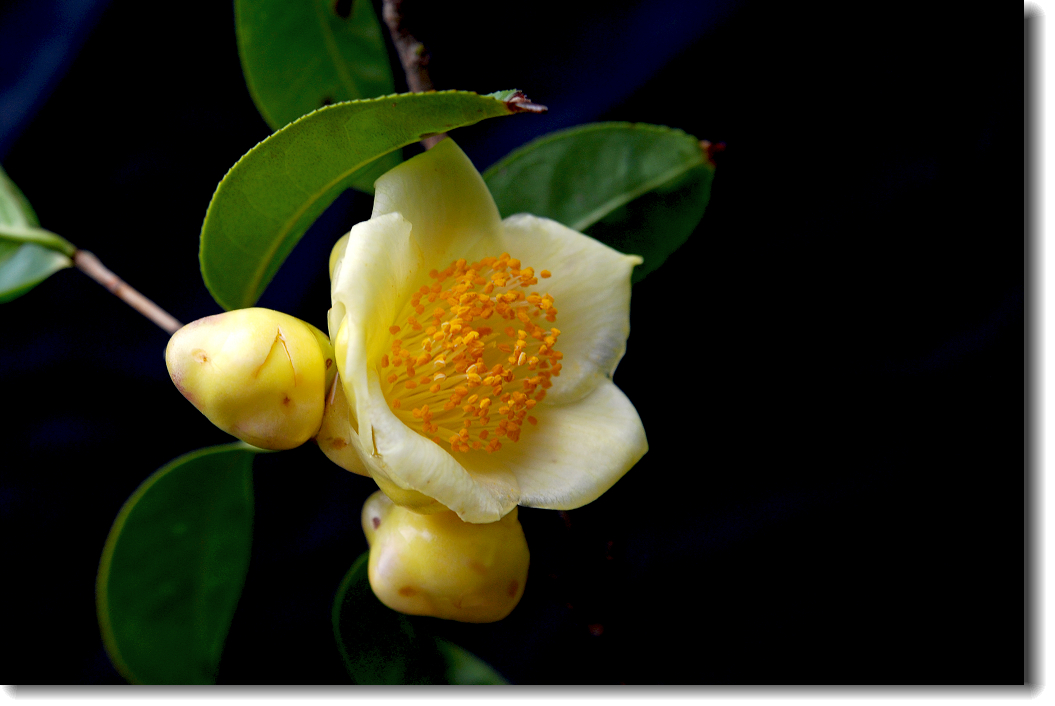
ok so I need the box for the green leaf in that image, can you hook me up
[433,638,509,685]
[483,122,716,283]
[0,165,72,301]
[234,0,401,192]
[0,164,39,227]
[200,90,535,312]
[97,443,258,684]
[332,552,508,684]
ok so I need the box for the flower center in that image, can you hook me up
[379,253,562,453]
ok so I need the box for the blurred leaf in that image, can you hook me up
[332,552,437,685]
[433,638,508,685]
[0,165,71,301]
[97,444,257,684]
[0,164,39,227]
[332,552,508,684]
[483,122,716,283]
[234,0,400,192]
[200,90,536,311]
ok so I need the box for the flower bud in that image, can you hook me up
[361,490,529,623]
[166,307,335,450]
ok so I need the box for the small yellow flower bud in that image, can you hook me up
[361,490,529,623]
[165,307,335,450]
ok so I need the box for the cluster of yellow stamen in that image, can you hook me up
[379,253,562,454]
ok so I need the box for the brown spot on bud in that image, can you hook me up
[372,516,381,530]
[325,358,333,369]
[507,580,519,597]
[192,349,209,364]
[398,586,417,597]
[331,437,347,450]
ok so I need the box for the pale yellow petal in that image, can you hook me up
[315,375,370,476]
[361,369,520,524]
[502,381,647,510]
[330,140,506,457]
[486,213,641,405]
[372,138,502,272]
[329,213,417,450]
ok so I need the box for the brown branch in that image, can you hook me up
[74,250,182,335]
[382,0,444,149]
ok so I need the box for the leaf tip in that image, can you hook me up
[494,90,547,114]
[700,140,725,168]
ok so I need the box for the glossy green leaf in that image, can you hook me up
[332,552,508,685]
[236,0,395,131]
[97,444,257,684]
[0,165,72,301]
[483,122,716,283]
[234,0,400,192]
[200,90,538,311]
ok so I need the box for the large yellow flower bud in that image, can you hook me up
[361,490,529,623]
[166,307,335,450]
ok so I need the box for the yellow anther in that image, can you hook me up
[381,252,562,454]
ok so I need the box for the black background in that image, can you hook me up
[1,0,1026,686]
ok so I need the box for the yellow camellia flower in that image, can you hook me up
[317,138,647,523]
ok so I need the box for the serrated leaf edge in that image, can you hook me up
[482,121,712,232]
[200,90,528,310]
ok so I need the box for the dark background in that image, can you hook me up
[1,0,1026,685]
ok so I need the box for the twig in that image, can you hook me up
[382,0,444,149]
[74,250,182,334]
